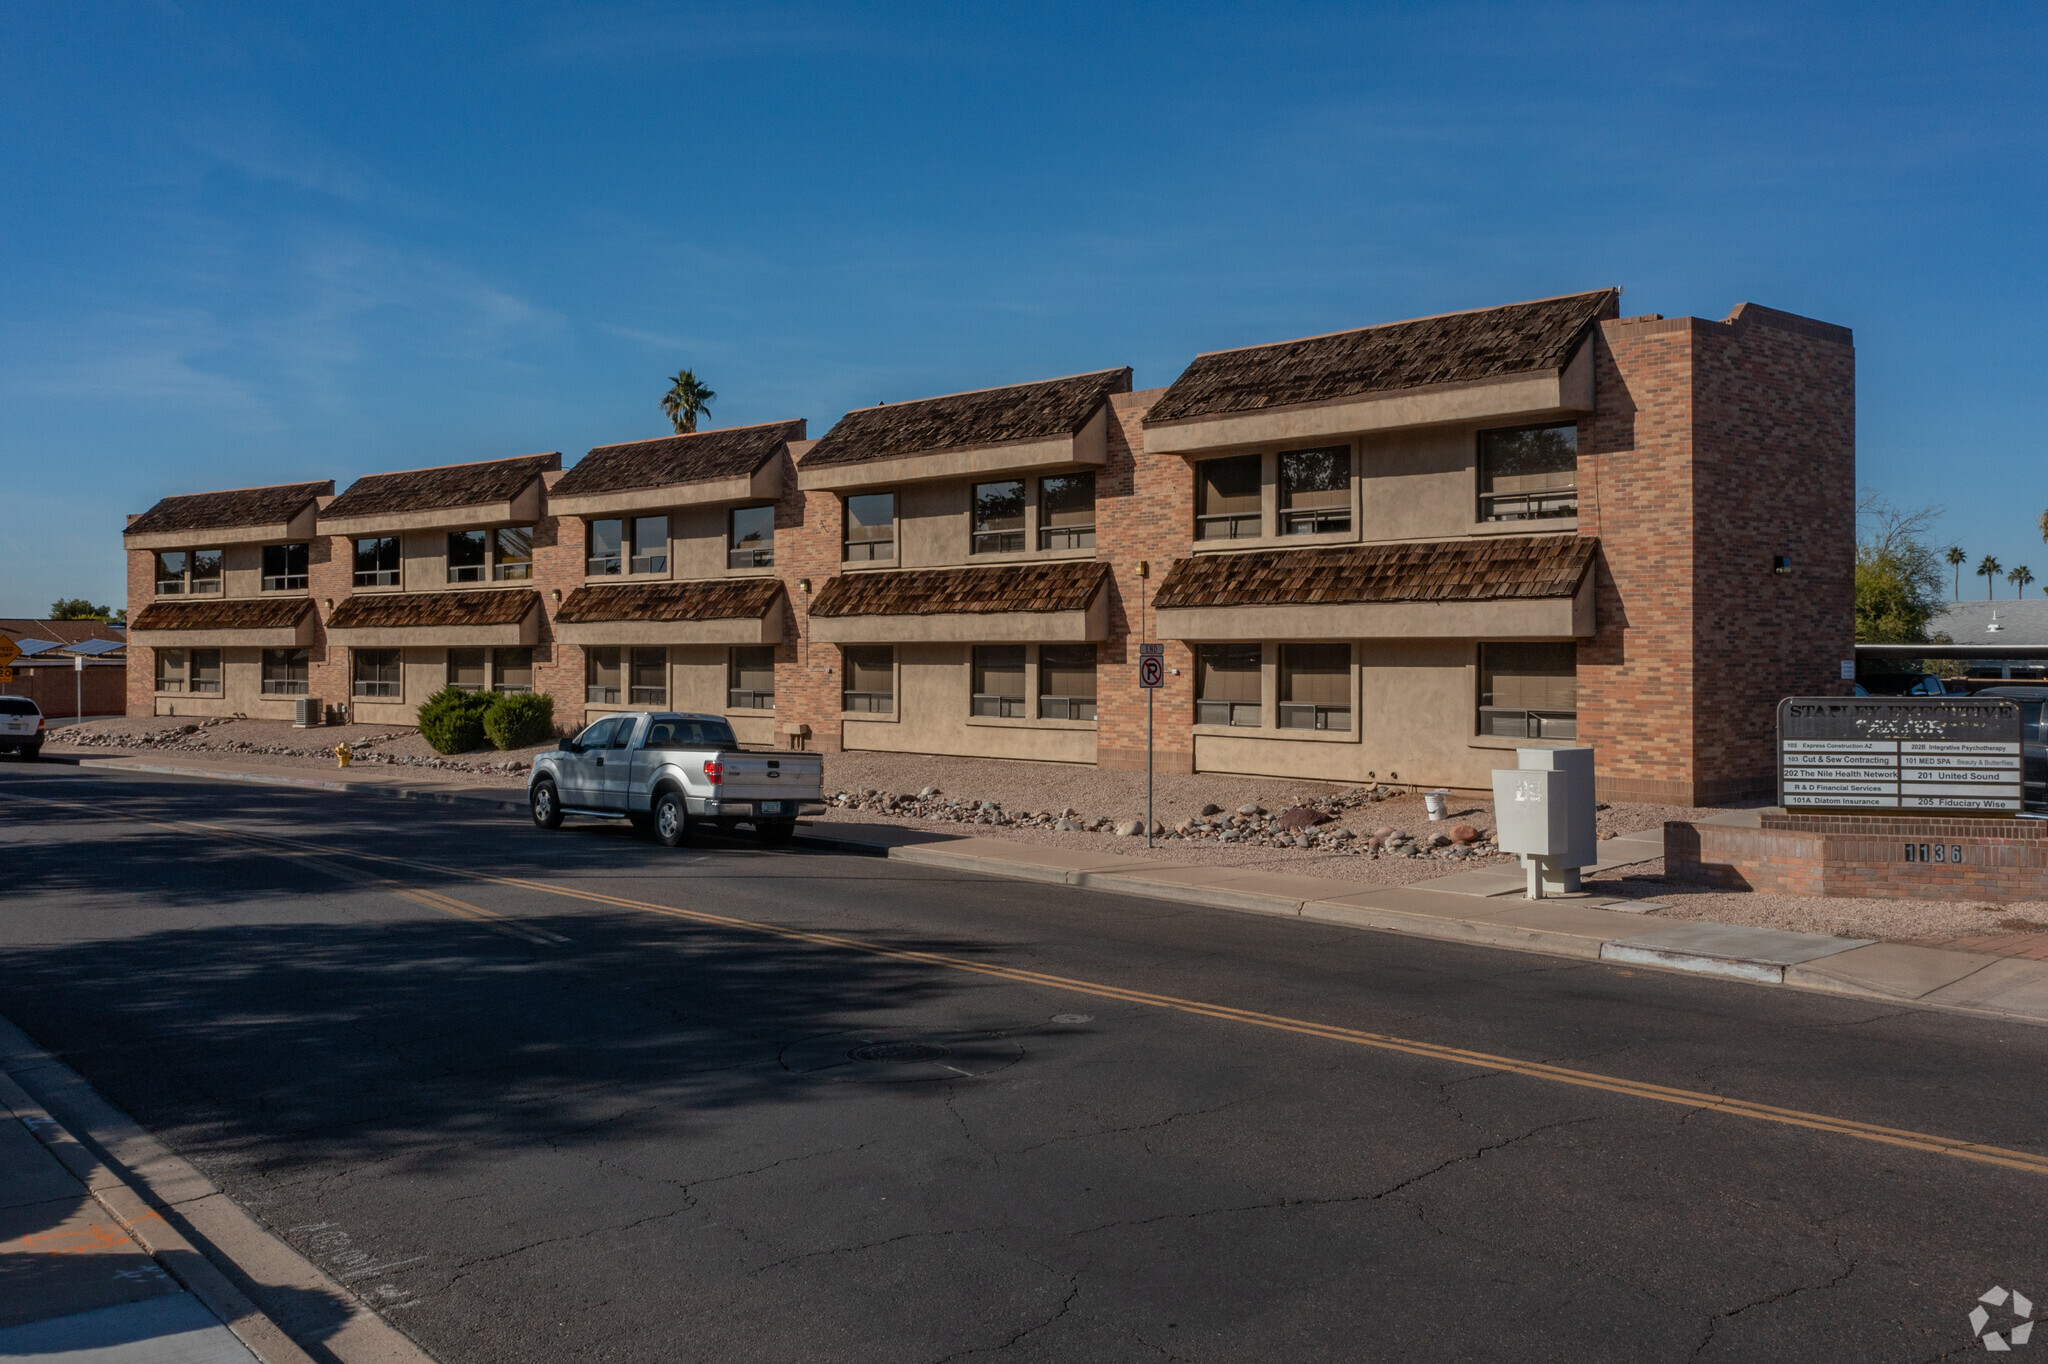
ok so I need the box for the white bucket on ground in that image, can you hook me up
[1424,789,1450,821]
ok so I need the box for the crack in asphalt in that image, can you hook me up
[926,1268,1082,1363]
[742,1226,993,1279]
[1686,1234,1856,1361]
[1010,1100,1244,1156]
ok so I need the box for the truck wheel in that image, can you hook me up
[755,821,796,848]
[653,790,689,848]
[530,778,564,829]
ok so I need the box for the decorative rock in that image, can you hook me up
[1114,819,1144,837]
[1199,803,1224,816]
[1276,806,1329,832]
[920,786,940,798]
[1450,824,1481,845]
[1237,803,1264,816]
[1372,825,1394,839]
[1056,818,1084,832]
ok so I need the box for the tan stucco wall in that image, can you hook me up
[840,642,1097,764]
[811,597,1103,645]
[149,648,302,721]
[1157,583,1587,642]
[797,408,1107,493]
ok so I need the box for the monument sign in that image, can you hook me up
[1777,697,2024,814]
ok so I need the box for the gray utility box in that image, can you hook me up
[1490,746,1598,897]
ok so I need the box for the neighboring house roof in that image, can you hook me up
[1145,290,1619,425]
[0,619,129,647]
[555,578,785,624]
[321,454,559,521]
[130,599,313,632]
[1929,601,2048,649]
[327,590,540,630]
[1152,535,1596,609]
[809,561,1111,617]
[125,481,334,537]
[553,421,805,499]
[802,369,1132,470]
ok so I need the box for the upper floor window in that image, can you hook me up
[495,526,534,581]
[844,493,895,562]
[630,517,668,574]
[971,481,1025,555]
[1039,473,1095,550]
[1279,448,1351,535]
[153,549,223,596]
[728,507,774,569]
[1196,456,1261,540]
[971,645,1026,716]
[1195,643,1261,726]
[354,536,400,588]
[588,519,624,575]
[261,543,309,592]
[1279,643,1350,731]
[447,530,488,583]
[1479,641,1577,739]
[1479,423,1578,522]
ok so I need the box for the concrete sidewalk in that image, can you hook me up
[0,1017,435,1363]
[56,754,2048,1028]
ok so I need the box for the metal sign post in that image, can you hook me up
[1138,644,1165,848]
[74,652,84,720]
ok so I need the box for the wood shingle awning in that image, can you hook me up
[326,589,543,647]
[808,561,1110,644]
[127,597,317,648]
[553,579,787,646]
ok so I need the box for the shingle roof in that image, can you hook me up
[129,599,313,632]
[320,454,559,521]
[555,579,785,624]
[328,589,540,629]
[126,481,333,537]
[0,619,128,647]
[803,369,1132,470]
[1152,536,1596,609]
[1145,290,1619,425]
[810,560,1110,617]
[553,421,805,499]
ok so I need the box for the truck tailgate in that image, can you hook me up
[716,751,823,802]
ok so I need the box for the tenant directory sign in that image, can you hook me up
[1777,697,2024,814]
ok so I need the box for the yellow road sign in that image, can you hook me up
[0,638,19,668]
[0,668,14,684]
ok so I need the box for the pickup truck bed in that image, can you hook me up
[527,711,825,846]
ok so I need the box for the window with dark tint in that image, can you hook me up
[844,494,895,562]
[1196,455,1261,540]
[631,517,668,574]
[0,699,37,716]
[1196,643,1261,726]
[729,507,774,568]
[1039,473,1096,549]
[493,647,534,694]
[588,519,624,575]
[585,647,621,703]
[155,649,188,692]
[353,649,400,698]
[448,648,487,693]
[354,537,400,587]
[1479,641,1577,738]
[1479,423,1578,522]
[1279,643,1350,730]
[262,543,309,591]
[189,549,223,594]
[261,648,310,696]
[575,715,624,749]
[447,530,488,583]
[629,646,666,704]
[1038,644,1097,720]
[495,526,534,581]
[729,646,775,709]
[154,551,188,595]
[190,649,222,694]
[842,645,893,711]
[1279,448,1351,534]
[972,481,1025,555]
[971,645,1026,716]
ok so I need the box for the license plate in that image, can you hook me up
[758,802,783,815]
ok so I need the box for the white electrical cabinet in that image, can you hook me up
[1491,746,1598,897]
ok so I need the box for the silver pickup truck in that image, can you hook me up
[527,712,825,847]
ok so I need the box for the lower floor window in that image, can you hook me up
[1037,644,1097,721]
[493,647,533,694]
[585,647,621,704]
[842,646,894,713]
[155,648,222,695]
[729,646,775,710]
[1195,643,1261,727]
[628,646,664,705]
[1278,642,1350,731]
[971,645,1026,718]
[353,649,401,699]
[261,648,310,696]
[448,648,487,693]
[1478,641,1577,738]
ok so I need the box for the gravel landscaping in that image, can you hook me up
[44,715,553,785]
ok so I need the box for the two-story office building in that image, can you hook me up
[121,287,1854,803]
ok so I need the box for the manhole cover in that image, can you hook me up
[781,1030,1023,1083]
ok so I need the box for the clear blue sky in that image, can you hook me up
[3,2,2044,616]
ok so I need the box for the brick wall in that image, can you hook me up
[307,532,349,712]
[527,505,578,735]
[780,475,847,754]
[124,545,154,716]
[1669,816,2048,902]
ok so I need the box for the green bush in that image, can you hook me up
[484,692,555,750]
[417,686,493,754]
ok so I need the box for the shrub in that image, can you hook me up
[484,692,555,750]
[417,686,493,754]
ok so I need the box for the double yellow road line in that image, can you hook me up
[8,787,2047,1178]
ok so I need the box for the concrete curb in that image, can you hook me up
[0,1015,439,1364]
[78,758,530,812]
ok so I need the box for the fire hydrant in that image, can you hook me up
[334,742,352,769]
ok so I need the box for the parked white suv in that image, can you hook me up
[0,697,45,760]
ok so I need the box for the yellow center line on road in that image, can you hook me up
[8,786,2048,1177]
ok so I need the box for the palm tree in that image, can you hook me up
[2010,565,2035,599]
[1947,545,1967,601]
[661,370,716,434]
[1977,554,2002,599]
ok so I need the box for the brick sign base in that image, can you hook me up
[1666,813,2048,903]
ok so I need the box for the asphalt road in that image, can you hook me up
[2,762,2045,1363]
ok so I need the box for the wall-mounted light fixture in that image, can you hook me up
[798,579,811,594]
[323,597,333,611]
[1772,555,1793,576]
[1136,561,1149,578]
[550,588,562,604]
